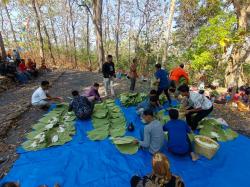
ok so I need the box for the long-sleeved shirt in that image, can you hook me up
[102,62,115,78]
[139,120,164,154]
[85,87,101,101]
[137,100,161,114]
[163,119,191,154]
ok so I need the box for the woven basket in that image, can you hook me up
[194,135,220,159]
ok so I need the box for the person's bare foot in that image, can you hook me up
[190,152,199,161]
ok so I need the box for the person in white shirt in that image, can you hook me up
[31,81,61,108]
[178,84,213,130]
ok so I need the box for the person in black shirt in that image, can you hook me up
[102,55,115,96]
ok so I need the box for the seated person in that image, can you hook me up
[163,109,199,161]
[137,95,161,115]
[18,59,31,80]
[131,153,184,187]
[178,84,213,130]
[39,62,51,73]
[27,58,38,77]
[69,90,93,120]
[133,109,164,154]
[31,81,60,108]
[84,83,101,102]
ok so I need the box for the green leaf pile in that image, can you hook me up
[88,99,127,141]
[120,93,147,107]
[22,104,76,151]
[157,110,170,125]
[112,136,139,155]
[198,118,238,142]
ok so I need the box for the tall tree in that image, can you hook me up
[37,4,56,65]
[81,0,105,71]
[68,0,77,68]
[0,31,7,59]
[32,0,45,63]
[162,0,176,66]
[86,8,92,71]
[225,0,250,87]
[4,4,18,46]
[115,0,121,63]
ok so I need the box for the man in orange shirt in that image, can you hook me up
[170,64,189,87]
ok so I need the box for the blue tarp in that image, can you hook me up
[1,101,250,187]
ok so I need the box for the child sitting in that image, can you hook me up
[84,83,101,102]
[136,95,162,115]
[163,109,199,161]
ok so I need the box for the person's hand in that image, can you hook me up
[185,110,190,115]
[132,140,139,145]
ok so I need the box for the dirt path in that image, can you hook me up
[0,70,249,178]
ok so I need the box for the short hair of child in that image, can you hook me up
[168,109,179,120]
[72,90,79,96]
[150,89,157,95]
[155,63,161,69]
[178,84,189,93]
[41,80,50,86]
[94,83,99,87]
[179,64,184,68]
[107,55,113,58]
[150,95,159,103]
[143,109,154,116]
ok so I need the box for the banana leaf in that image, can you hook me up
[22,140,47,151]
[32,122,47,131]
[110,127,126,138]
[225,129,238,140]
[115,143,139,155]
[87,129,109,141]
[92,110,108,119]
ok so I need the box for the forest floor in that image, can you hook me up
[0,70,249,178]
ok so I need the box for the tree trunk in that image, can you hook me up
[115,0,121,63]
[4,5,18,47]
[93,0,105,71]
[32,0,45,63]
[86,9,92,71]
[0,31,7,59]
[68,0,77,68]
[162,0,176,66]
[49,17,60,59]
[225,1,250,87]
[37,6,56,65]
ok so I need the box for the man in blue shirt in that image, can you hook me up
[163,109,199,161]
[154,63,171,105]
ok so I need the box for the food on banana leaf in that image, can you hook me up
[112,136,139,154]
[22,105,76,151]
[156,110,170,125]
[112,136,135,145]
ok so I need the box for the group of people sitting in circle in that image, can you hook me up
[0,49,50,85]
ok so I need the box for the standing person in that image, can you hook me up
[102,55,115,96]
[154,63,171,105]
[170,64,189,86]
[178,84,213,130]
[129,58,138,92]
[31,81,61,108]
[133,109,164,154]
[130,153,184,187]
[163,109,199,161]
[69,90,93,120]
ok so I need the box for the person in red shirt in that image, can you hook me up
[170,64,189,87]
[18,59,32,80]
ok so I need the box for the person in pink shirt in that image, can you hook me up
[84,83,101,102]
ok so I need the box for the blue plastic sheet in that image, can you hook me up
[1,101,250,187]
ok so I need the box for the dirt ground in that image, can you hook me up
[0,70,249,178]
